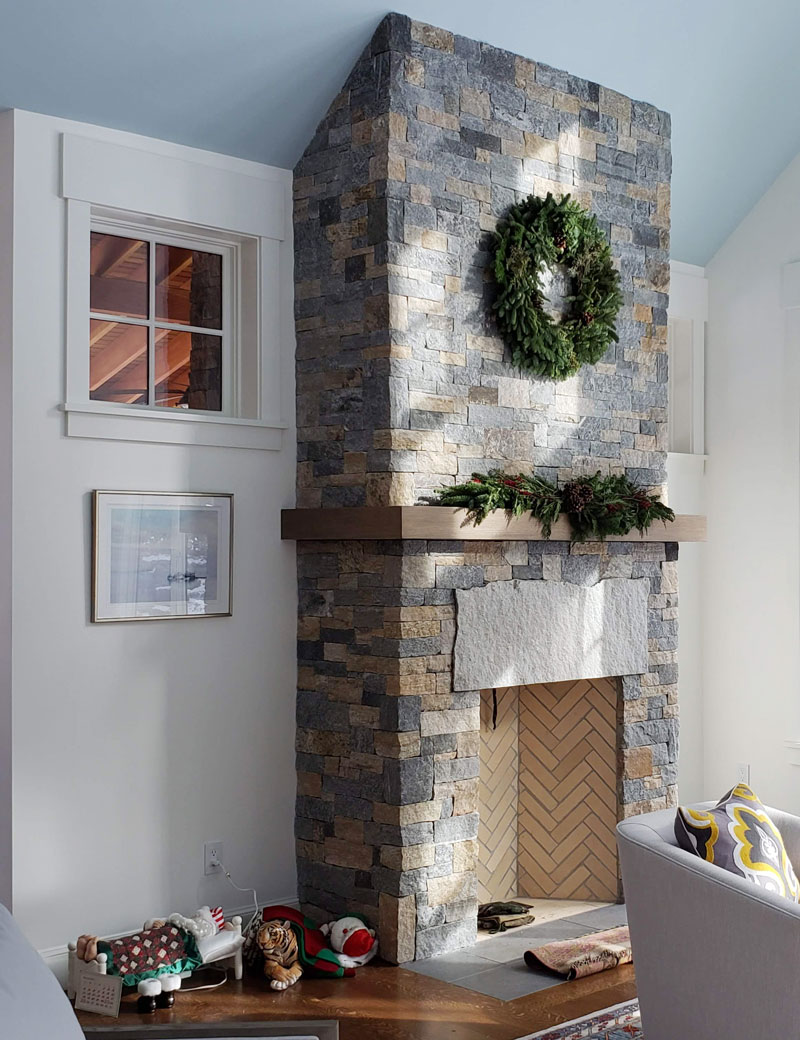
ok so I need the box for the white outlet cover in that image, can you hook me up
[204,840,223,876]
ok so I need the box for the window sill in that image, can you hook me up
[61,401,286,450]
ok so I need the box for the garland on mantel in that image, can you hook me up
[434,471,674,542]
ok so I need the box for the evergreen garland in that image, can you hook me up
[434,470,674,542]
[492,193,623,381]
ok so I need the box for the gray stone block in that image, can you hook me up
[384,756,435,805]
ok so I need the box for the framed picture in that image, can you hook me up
[92,491,233,622]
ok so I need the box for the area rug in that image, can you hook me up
[518,999,642,1039]
[524,927,632,980]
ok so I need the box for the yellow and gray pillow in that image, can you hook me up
[675,784,800,902]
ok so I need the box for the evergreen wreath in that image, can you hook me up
[434,470,674,542]
[492,192,623,381]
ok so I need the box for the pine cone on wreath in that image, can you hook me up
[563,481,594,514]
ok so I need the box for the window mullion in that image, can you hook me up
[147,239,156,406]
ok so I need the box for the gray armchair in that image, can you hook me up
[617,803,800,1040]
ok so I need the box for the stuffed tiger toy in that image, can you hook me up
[256,919,303,990]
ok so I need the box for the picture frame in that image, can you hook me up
[92,491,233,622]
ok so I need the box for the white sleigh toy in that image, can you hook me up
[68,906,244,1014]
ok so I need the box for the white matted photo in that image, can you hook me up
[92,491,233,622]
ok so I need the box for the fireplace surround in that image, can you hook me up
[288,13,684,962]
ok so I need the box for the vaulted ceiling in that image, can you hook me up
[1,0,797,265]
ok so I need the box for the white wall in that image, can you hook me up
[4,110,298,955]
[667,262,708,805]
[0,112,14,908]
[705,152,800,810]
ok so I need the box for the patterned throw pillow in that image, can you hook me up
[675,784,800,902]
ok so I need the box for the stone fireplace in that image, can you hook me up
[288,14,682,962]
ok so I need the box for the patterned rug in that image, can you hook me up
[519,999,642,1039]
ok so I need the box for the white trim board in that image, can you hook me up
[61,133,288,240]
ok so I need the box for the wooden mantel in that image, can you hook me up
[281,507,706,542]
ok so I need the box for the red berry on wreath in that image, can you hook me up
[582,311,595,325]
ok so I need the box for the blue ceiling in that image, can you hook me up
[1,0,797,265]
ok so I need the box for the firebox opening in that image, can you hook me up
[478,679,622,916]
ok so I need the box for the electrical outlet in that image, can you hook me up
[736,763,751,785]
[204,841,223,876]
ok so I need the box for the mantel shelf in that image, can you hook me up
[281,507,706,543]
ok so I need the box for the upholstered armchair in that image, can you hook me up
[617,803,800,1040]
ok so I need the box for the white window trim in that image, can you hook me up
[60,132,289,450]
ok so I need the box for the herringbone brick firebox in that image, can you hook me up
[478,678,620,906]
[290,13,678,963]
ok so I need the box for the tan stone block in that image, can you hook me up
[552,90,581,114]
[379,892,416,964]
[460,86,490,119]
[324,643,347,662]
[410,20,454,51]
[421,707,480,737]
[296,838,324,862]
[415,450,458,475]
[439,350,466,366]
[524,133,558,164]
[408,391,456,413]
[624,746,653,780]
[349,705,380,728]
[297,771,322,797]
[405,56,425,86]
[343,452,367,473]
[374,730,422,760]
[297,616,320,640]
[445,177,491,203]
[373,799,442,826]
[366,471,415,506]
[453,777,479,815]
[385,673,437,696]
[420,229,448,252]
[334,817,365,843]
[634,303,653,323]
[374,429,444,451]
[409,183,432,205]
[351,119,372,147]
[452,838,479,874]
[296,730,351,756]
[380,843,436,871]
[599,86,632,124]
[427,871,476,906]
[417,105,459,132]
[324,838,373,871]
[661,560,678,594]
[444,275,461,293]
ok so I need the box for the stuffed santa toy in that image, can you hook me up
[320,916,378,968]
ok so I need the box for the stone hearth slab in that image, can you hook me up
[454,578,650,691]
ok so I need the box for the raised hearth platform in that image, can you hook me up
[282,507,706,542]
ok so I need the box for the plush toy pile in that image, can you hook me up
[244,906,377,991]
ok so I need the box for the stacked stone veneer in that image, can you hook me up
[293,14,677,962]
[294,13,671,507]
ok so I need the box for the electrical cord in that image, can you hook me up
[218,861,260,933]
[180,966,229,992]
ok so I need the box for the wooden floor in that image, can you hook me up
[75,960,636,1040]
